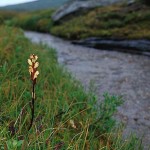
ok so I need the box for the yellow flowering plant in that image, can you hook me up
[28,54,39,131]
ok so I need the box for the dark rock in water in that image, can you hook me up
[52,0,134,22]
[72,38,150,56]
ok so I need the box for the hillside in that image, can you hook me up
[0,0,70,11]
[51,2,150,40]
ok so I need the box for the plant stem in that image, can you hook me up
[28,82,35,131]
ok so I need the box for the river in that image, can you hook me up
[24,31,150,149]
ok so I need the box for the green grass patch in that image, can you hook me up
[0,11,17,24]
[51,3,150,40]
[0,26,142,149]
[5,9,54,33]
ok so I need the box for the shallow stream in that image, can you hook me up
[25,31,150,149]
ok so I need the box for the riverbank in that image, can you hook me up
[0,26,143,149]
[25,31,150,149]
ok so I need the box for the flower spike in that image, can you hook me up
[28,54,39,84]
[27,54,39,131]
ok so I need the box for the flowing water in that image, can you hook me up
[25,31,150,149]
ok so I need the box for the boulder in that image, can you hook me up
[52,0,134,22]
[72,37,150,56]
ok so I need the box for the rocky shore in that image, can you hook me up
[73,38,150,56]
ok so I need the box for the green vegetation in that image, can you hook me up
[1,2,150,40]
[51,3,150,40]
[0,11,17,24]
[0,26,142,149]
[6,9,54,32]
[0,1,147,149]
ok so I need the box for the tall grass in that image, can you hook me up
[0,11,17,24]
[0,26,142,149]
[8,9,54,33]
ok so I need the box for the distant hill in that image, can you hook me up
[0,0,71,11]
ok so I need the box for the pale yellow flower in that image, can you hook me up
[28,54,39,81]
[28,59,32,66]
[33,71,39,80]
[29,66,33,75]
[34,62,39,69]
[30,54,38,63]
